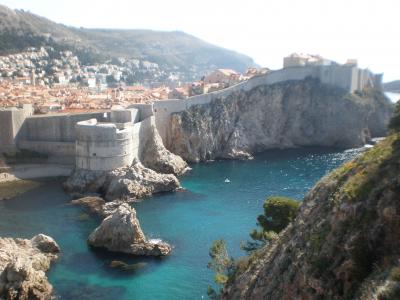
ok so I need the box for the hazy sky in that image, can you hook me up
[2,0,399,81]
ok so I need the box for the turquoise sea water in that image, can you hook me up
[0,147,363,300]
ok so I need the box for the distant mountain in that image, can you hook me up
[0,4,255,79]
[383,80,400,93]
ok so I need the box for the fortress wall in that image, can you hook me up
[18,140,76,164]
[318,65,355,92]
[0,110,14,149]
[153,100,186,144]
[152,66,320,146]
[131,122,142,160]
[0,106,33,151]
[74,115,154,171]
[131,116,153,160]
[20,111,108,142]
[357,69,374,91]
[110,108,139,123]
[127,103,154,121]
[75,119,135,171]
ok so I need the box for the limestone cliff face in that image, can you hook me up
[141,119,190,176]
[221,134,400,300]
[169,79,393,162]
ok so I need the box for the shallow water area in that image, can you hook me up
[0,147,364,299]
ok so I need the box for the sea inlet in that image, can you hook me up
[0,146,363,299]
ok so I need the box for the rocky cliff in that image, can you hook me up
[221,133,400,299]
[169,78,393,162]
[141,119,190,176]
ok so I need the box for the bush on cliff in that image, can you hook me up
[207,196,300,298]
[389,101,400,132]
[242,196,300,253]
[207,239,235,299]
[220,108,400,299]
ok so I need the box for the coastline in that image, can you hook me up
[0,163,73,183]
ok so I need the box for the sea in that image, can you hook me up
[0,146,365,299]
[385,92,400,103]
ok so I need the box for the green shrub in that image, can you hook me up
[242,196,299,253]
[390,267,400,281]
[389,102,400,132]
[257,196,300,233]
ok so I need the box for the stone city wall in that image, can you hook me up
[18,140,76,164]
[110,108,139,124]
[0,64,379,171]
[152,65,375,145]
[127,103,154,121]
[75,119,135,171]
[19,111,109,143]
[75,113,153,171]
[0,105,33,150]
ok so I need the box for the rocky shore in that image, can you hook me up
[64,161,182,201]
[0,234,60,300]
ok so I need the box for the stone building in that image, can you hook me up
[168,87,189,100]
[204,69,240,85]
[284,53,332,68]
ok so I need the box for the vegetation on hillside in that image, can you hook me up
[0,4,254,73]
[389,102,400,132]
[219,105,400,299]
[241,196,299,253]
[207,196,299,298]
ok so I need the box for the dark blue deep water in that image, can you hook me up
[0,147,363,300]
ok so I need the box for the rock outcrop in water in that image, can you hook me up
[64,161,180,201]
[221,133,400,299]
[88,203,171,256]
[70,196,125,218]
[169,79,393,162]
[0,234,60,300]
[70,196,106,217]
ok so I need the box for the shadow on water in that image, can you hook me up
[0,177,70,211]
[61,246,169,278]
[55,279,127,300]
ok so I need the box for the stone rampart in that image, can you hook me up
[152,65,373,145]
[20,111,109,143]
[110,108,139,124]
[0,64,380,171]
[0,105,33,150]
[127,103,154,121]
[18,140,76,164]
[75,119,135,171]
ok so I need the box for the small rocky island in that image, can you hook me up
[0,234,60,300]
[88,203,171,256]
